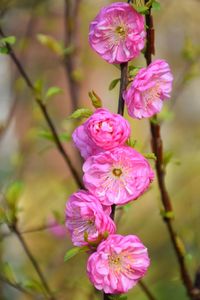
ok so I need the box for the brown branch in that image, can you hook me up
[139,281,156,300]
[144,3,200,299]
[64,0,81,111]
[11,225,56,300]
[0,26,84,189]
[0,275,35,298]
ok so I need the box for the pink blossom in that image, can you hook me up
[89,2,145,64]
[72,124,102,160]
[87,234,150,294]
[83,146,154,206]
[48,218,67,238]
[65,190,116,246]
[123,59,173,119]
[72,108,131,159]
[86,108,130,150]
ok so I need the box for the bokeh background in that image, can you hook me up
[0,0,200,299]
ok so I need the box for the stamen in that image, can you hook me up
[112,168,122,177]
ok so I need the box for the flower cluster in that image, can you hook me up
[65,1,173,296]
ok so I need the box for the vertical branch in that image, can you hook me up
[64,0,81,111]
[144,2,200,299]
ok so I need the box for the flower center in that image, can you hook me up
[143,83,161,106]
[108,254,121,268]
[112,168,122,177]
[87,219,94,226]
[115,25,126,37]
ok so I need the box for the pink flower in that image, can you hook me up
[65,190,116,246]
[48,218,67,238]
[89,2,145,64]
[87,234,150,294]
[72,124,101,160]
[83,146,154,206]
[72,108,131,159]
[123,59,173,119]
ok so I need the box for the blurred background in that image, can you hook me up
[0,0,200,299]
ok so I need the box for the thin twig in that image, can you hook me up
[144,3,200,299]
[139,281,156,300]
[0,223,66,240]
[12,225,56,300]
[64,0,81,111]
[0,26,84,189]
[0,275,35,298]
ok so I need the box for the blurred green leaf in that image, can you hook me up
[23,279,45,294]
[131,4,149,14]
[6,181,24,208]
[143,152,157,160]
[160,210,174,220]
[163,151,173,168]
[2,263,16,283]
[182,38,200,62]
[0,46,9,54]
[127,138,137,148]
[68,108,93,119]
[129,66,140,77]
[152,0,161,10]
[71,68,83,82]
[64,246,89,262]
[63,45,74,56]
[37,130,71,142]
[88,90,102,108]
[0,36,16,45]
[109,78,120,91]
[45,86,63,100]
[34,79,44,99]
[37,34,63,55]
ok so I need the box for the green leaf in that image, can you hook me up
[143,152,157,160]
[64,246,89,262]
[23,279,46,293]
[37,34,63,55]
[68,108,93,119]
[3,263,16,283]
[0,36,16,45]
[160,210,174,220]
[0,46,9,54]
[34,79,44,98]
[127,138,137,148]
[46,86,63,99]
[131,4,149,14]
[6,181,24,208]
[129,66,140,77]
[63,45,75,56]
[152,0,161,10]
[163,151,173,167]
[37,130,54,141]
[88,90,102,109]
[109,78,120,91]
